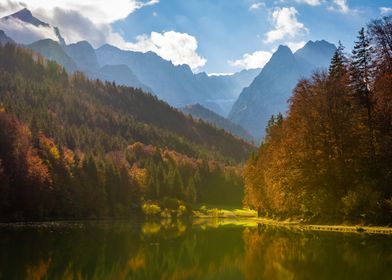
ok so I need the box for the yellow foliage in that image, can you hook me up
[142,203,161,216]
[49,146,60,160]
[130,165,148,186]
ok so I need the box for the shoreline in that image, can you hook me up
[253,217,392,235]
[1,216,391,235]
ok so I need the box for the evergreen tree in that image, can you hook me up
[329,41,347,79]
[350,27,375,159]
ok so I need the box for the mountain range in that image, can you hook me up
[229,41,336,140]
[181,103,254,142]
[0,8,336,142]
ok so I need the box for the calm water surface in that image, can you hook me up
[0,219,391,280]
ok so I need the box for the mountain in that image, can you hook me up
[0,43,251,220]
[295,40,337,75]
[0,43,254,164]
[96,44,213,109]
[64,41,100,72]
[0,30,14,45]
[1,8,65,45]
[229,41,336,140]
[27,39,77,73]
[195,69,260,116]
[94,64,152,92]
[96,44,258,116]
[181,104,254,142]
[0,9,259,117]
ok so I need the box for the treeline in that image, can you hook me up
[0,44,247,221]
[244,16,392,224]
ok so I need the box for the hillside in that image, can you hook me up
[181,104,253,142]
[28,39,77,73]
[0,44,253,220]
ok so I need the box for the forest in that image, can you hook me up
[0,43,252,221]
[244,16,392,225]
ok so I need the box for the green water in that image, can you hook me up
[0,220,391,280]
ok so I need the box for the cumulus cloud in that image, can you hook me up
[287,40,306,52]
[0,0,159,24]
[47,8,117,47]
[380,7,392,15]
[0,0,206,71]
[229,50,272,70]
[264,7,308,44]
[124,31,207,70]
[0,17,58,44]
[295,0,323,6]
[249,2,265,11]
[327,0,350,14]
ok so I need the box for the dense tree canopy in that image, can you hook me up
[0,44,249,221]
[244,16,392,225]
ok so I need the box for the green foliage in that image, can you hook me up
[0,44,247,221]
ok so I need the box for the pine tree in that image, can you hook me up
[350,27,375,159]
[329,41,347,79]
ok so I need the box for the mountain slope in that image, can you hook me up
[94,64,152,93]
[229,41,336,140]
[64,41,100,72]
[1,9,258,117]
[181,104,254,142]
[1,8,65,45]
[27,39,77,73]
[96,44,257,116]
[0,44,254,163]
[195,69,260,116]
[0,44,250,220]
[0,30,14,45]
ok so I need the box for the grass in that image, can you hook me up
[192,205,392,235]
[192,205,257,219]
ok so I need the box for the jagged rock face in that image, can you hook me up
[1,8,66,45]
[229,41,336,140]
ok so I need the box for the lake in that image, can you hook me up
[0,219,391,279]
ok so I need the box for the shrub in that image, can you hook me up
[142,203,161,216]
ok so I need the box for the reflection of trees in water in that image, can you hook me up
[241,225,392,280]
[0,222,244,279]
[1,223,391,279]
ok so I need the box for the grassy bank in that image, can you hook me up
[192,206,392,234]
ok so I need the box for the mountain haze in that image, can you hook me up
[229,41,336,140]
[182,103,253,141]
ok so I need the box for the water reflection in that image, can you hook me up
[0,220,391,279]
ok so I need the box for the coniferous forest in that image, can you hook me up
[244,17,392,225]
[0,43,252,221]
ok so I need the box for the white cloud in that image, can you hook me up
[0,0,159,24]
[328,0,350,14]
[295,0,323,6]
[0,0,160,47]
[249,2,265,11]
[0,0,206,71]
[287,40,306,52]
[0,17,58,44]
[208,73,234,77]
[229,50,272,70]
[264,7,308,44]
[124,31,207,70]
[380,7,392,15]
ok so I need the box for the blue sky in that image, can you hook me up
[112,0,392,73]
[1,0,391,74]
